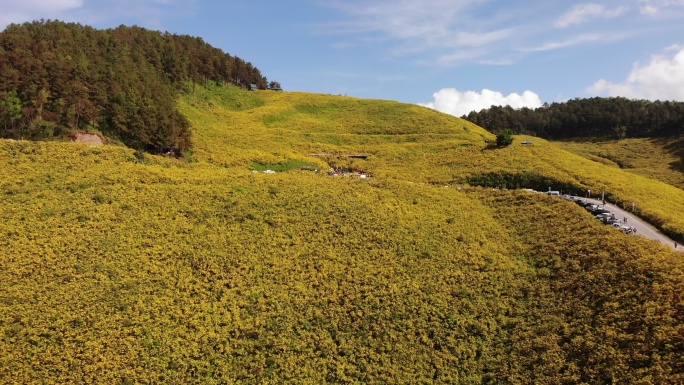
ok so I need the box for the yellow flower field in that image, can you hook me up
[1,85,682,383]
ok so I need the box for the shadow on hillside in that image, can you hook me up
[555,136,684,175]
[552,136,616,144]
[650,137,684,173]
[481,141,505,151]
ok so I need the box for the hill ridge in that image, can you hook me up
[0,20,270,152]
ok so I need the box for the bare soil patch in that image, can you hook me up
[72,133,103,144]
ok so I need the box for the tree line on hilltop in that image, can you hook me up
[464,97,684,139]
[0,20,271,153]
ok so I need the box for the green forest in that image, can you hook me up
[1,21,683,384]
[0,20,269,153]
[464,97,684,138]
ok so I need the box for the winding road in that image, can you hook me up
[581,197,681,251]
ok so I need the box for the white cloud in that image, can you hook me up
[419,88,542,117]
[639,0,684,14]
[587,47,684,100]
[522,31,630,52]
[323,0,640,68]
[449,29,513,48]
[326,0,474,42]
[523,33,605,52]
[554,3,627,28]
[323,0,518,59]
[640,5,659,13]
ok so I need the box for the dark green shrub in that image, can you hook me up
[496,129,514,147]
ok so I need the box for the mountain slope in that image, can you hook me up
[0,20,268,152]
[181,85,684,240]
[1,85,682,384]
[555,137,684,190]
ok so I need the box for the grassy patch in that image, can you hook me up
[185,82,265,111]
[250,158,318,172]
[555,137,684,189]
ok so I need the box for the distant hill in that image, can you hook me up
[0,20,269,153]
[556,137,684,190]
[464,97,684,139]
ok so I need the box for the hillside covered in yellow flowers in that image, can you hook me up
[1,84,683,384]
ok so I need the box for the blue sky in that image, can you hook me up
[2,0,684,116]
